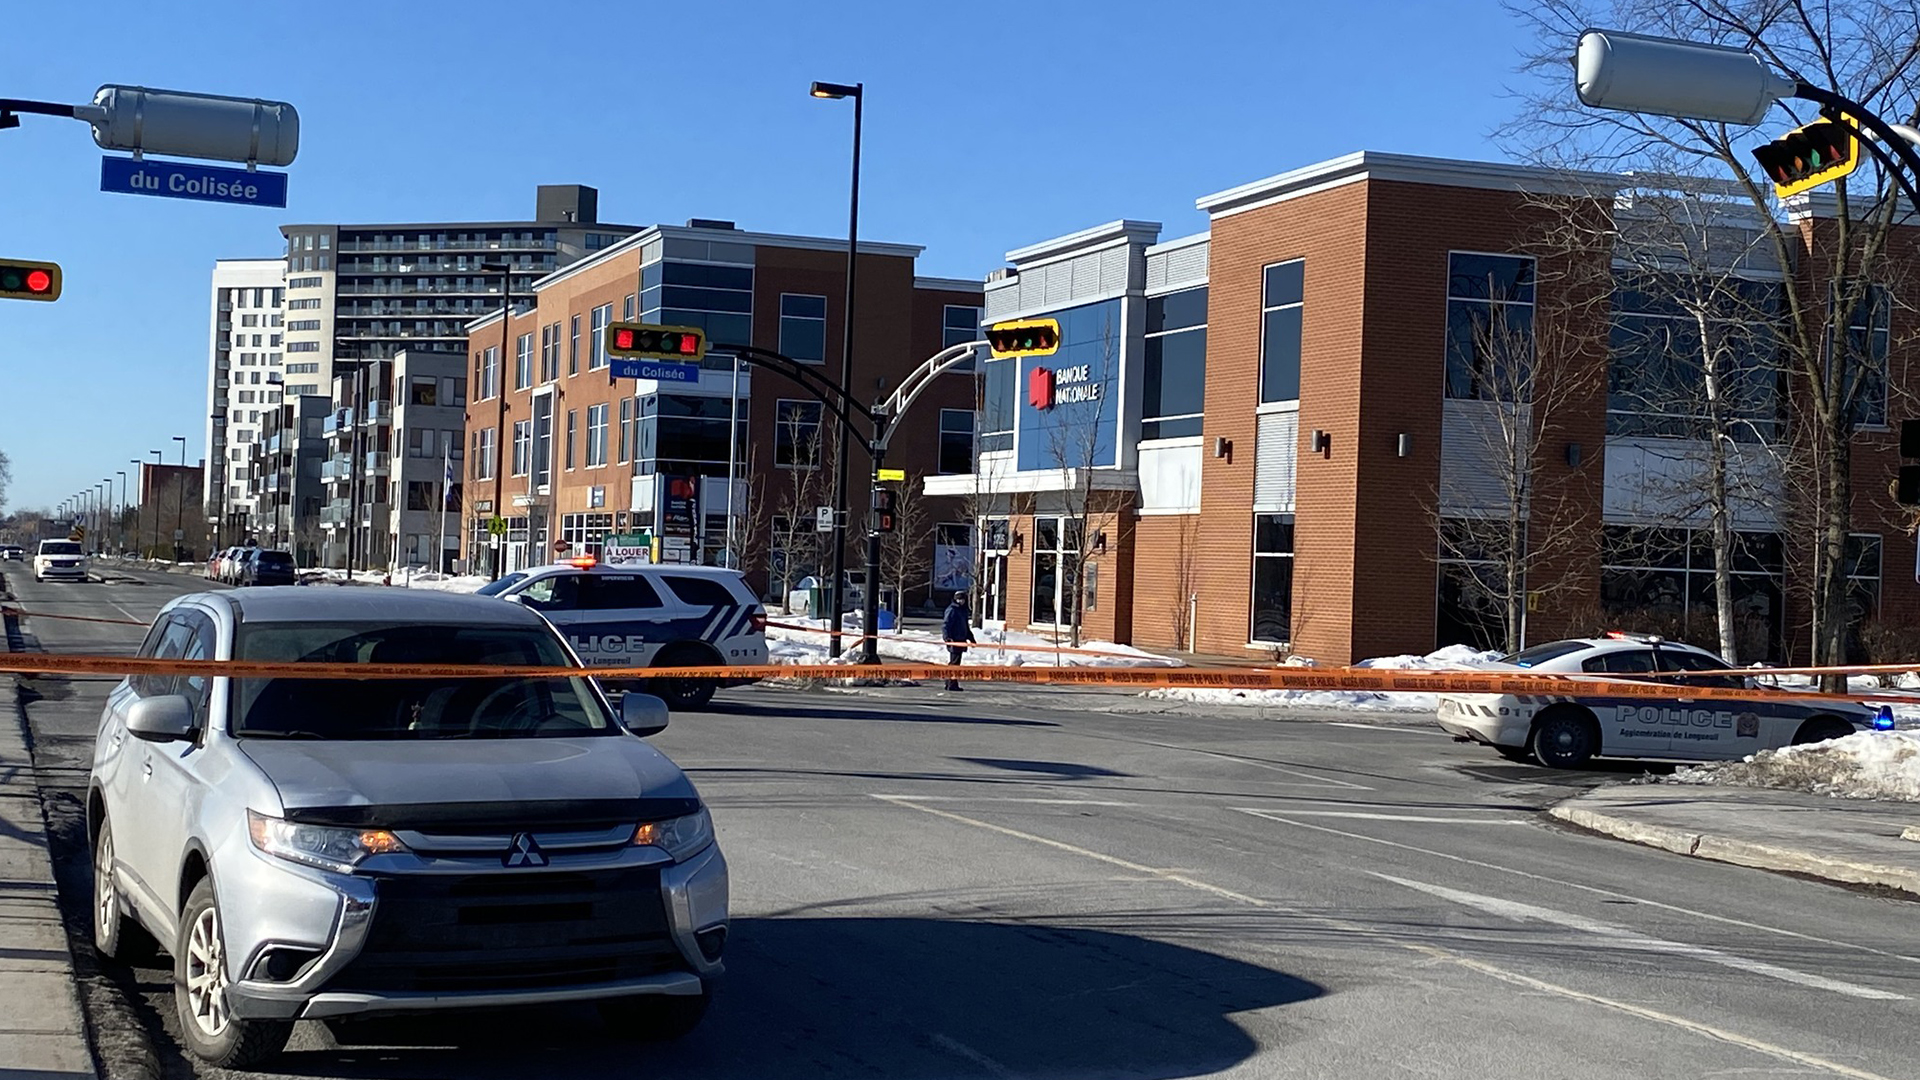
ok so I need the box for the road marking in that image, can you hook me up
[876,795,1140,807]
[1107,738,1374,790]
[1237,809,1527,824]
[877,794,1906,1079]
[1235,808,1920,966]
[930,1033,1018,1078]
[1324,722,1444,735]
[1370,871,1906,1001]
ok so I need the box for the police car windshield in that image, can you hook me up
[1500,640,1589,667]
[229,621,615,740]
[475,573,528,597]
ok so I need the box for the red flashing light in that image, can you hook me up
[568,556,598,569]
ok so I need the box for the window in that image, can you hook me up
[775,399,823,467]
[1145,286,1207,438]
[511,420,531,476]
[288,319,320,331]
[623,293,636,322]
[586,403,608,467]
[410,377,438,406]
[579,573,663,609]
[405,481,436,511]
[779,294,828,364]
[943,304,982,350]
[540,323,559,383]
[1250,514,1294,644]
[1609,272,1783,440]
[640,261,753,370]
[1583,649,1657,674]
[1435,518,1516,652]
[565,409,577,470]
[289,298,322,310]
[569,314,580,376]
[938,409,974,474]
[1260,261,1303,403]
[241,314,259,327]
[473,427,497,481]
[1601,526,1784,662]
[515,331,533,390]
[1842,284,1889,428]
[589,303,613,370]
[533,395,554,488]
[1445,253,1535,400]
[475,346,500,400]
[287,341,319,353]
[318,234,329,249]
[407,427,433,458]
[1030,517,1081,628]
[618,398,632,463]
[981,357,1014,453]
[1845,533,1882,663]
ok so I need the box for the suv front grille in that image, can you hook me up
[325,866,685,994]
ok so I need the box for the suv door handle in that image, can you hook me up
[142,761,153,779]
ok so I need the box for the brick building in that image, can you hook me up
[462,218,983,608]
[929,151,1919,665]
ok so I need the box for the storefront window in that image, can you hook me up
[1250,514,1293,644]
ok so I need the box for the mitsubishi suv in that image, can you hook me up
[87,588,729,1068]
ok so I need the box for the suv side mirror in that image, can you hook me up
[126,694,196,742]
[620,692,669,737]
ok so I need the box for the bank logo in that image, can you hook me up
[1026,363,1102,411]
[1027,365,1054,410]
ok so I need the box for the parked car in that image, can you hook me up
[33,539,88,583]
[1,544,24,561]
[235,549,297,587]
[204,550,227,580]
[1436,632,1876,768]
[88,588,727,1068]
[477,559,767,709]
[219,546,255,585]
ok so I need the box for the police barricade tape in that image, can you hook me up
[0,651,1911,708]
[760,620,1185,664]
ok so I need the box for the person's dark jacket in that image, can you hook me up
[942,603,975,644]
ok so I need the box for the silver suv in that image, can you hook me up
[87,588,729,1068]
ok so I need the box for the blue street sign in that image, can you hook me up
[611,358,701,383]
[100,156,288,208]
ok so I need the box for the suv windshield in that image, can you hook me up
[40,542,82,556]
[230,622,614,740]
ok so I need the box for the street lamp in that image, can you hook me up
[129,460,143,558]
[101,479,113,555]
[115,471,127,554]
[148,450,163,559]
[172,435,187,563]
[810,78,864,660]
[1574,28,1920,215]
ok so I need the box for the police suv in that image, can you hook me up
[477,558,768,708]
[1436,632,1876,769]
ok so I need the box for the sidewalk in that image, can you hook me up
[1552,784,1920,896]
[0,651,98,1075]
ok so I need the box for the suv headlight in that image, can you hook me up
[247,810,408,874]
[632,808,714,862]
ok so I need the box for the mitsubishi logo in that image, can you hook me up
[504,832,547,868]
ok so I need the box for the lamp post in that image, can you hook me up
[115,471,127,554]
[148,450,163,559]
[129,460,143,557]
[810,78,863,659]
[172,435,187,563]
[101,478,114,555]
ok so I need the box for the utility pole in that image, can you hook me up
[810,79,863,657]
[148,450,162,558]
[172,435,187,562]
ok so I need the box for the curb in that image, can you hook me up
[1549,800,1920,897]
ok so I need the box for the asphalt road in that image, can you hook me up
[7,565,1919,1080]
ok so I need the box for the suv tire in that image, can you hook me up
[598,984,711,1041]
[92,820,155,964]
[174,878,291,1069]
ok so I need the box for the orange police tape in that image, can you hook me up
[0,651,1911,708]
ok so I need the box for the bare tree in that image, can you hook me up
[1433,246,1607,654]
[1042,314,1121,648]
[0,449,11,515]
[879,469,933,613]
[1503,0,1920,685]
[721,439,773,584]
[767,402,837,610]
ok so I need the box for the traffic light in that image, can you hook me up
[986,318,1060,359]
[872,487,898,533]
[0,259,60,302]
[1751,119,1859,198]
[606,323,707,362]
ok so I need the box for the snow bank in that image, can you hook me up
[1669,731,1920,801]
[1143,645,1504,713]
[395,573,491,594]
[764,618,1182,669]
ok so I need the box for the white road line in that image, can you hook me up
[1324,722,1444,735]
[1241,809,1527,824]
[876,795,1141,807]
[875,794,1906,1080]
[930,1033,1019,1079]
[1235,807,1920,966]
[1370,871,1906,1001]
[1117,739,1374,790]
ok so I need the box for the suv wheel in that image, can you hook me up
[174,878,291,1068]
[92,820,155,963]
[598,984,712,1041]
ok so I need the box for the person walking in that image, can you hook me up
[942,594,975,691]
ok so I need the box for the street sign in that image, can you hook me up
[101,156,288,208]
[816,506,834,532]
[611,357,701,383]
[875,468,906,482]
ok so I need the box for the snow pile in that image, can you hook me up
[1669,731,1920,801]
[764,618,1182,669]
[396,573,491,594]
[1144,645,1504,713]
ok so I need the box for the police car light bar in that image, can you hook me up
[568,556,598,569]
[1604,630,1665,644]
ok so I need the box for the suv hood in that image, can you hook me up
[240,736,700,828]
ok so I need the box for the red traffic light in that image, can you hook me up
[605,322,708,363]
[0,258,62,302]
[986,318,1061,358]
[25,270,51,293]
[612,327,636,351]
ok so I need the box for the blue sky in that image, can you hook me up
[0,0,1533,512]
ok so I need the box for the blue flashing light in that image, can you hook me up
[1873,706,1896,732]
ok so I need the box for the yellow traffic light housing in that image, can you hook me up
[0,258,61,302]
[606,323,707,362]
[986,318,1061,359]
[1751,119,1860,198]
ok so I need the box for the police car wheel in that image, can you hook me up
[1529,709,1597,769]
[1791,716,1855,746]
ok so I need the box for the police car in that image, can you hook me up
[476,558,768,708]
[1436,632,1875,769]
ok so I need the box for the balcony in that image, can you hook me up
[320,502,351,527]
[321,455,352,481]
[364,451,391,475]
[322,409,351,435]
[362,400,393,425]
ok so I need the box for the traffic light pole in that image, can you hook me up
[1787,83,1920,218]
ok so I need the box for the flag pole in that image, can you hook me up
[439,441,451,575]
